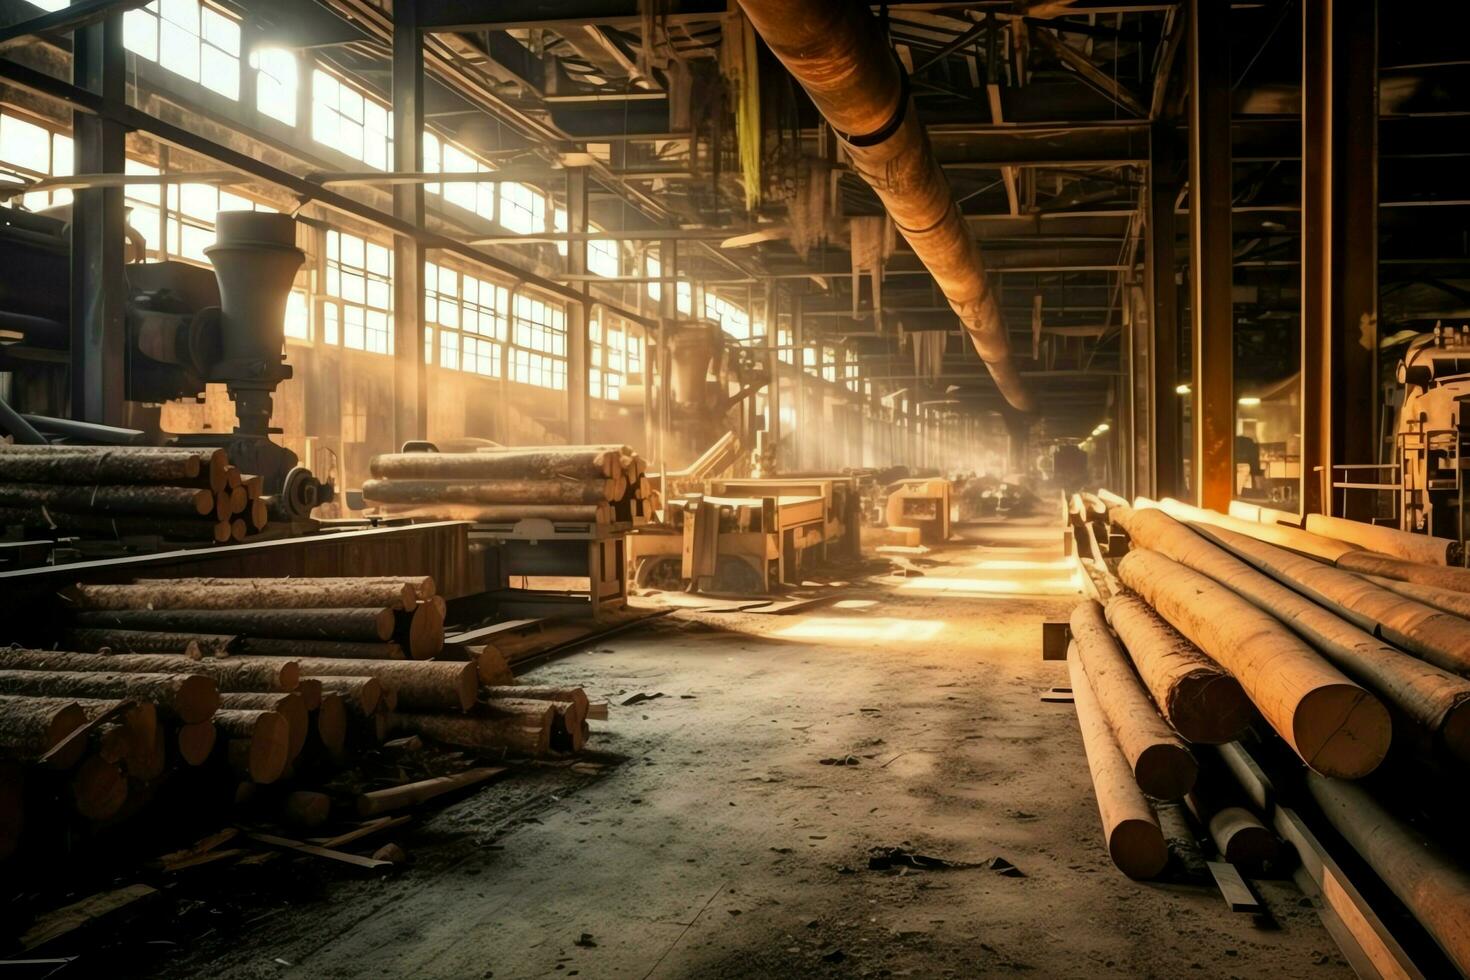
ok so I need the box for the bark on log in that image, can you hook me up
[1069,601,1197,799]
[1147,496,1360,562]
[1307,773,1470,975]
[370,449,617,482]
[315,693,347,760]
[1368,576,1470,620]
[214,709,289,784]
[71,755,127,821]
[1117,549,1391,778]
[481,685,590,720]
[355,765,504,818]
[0,507,228,542]
[1068,646,1168,879]
[0,649,297,696]
[74,580,417,611]
[220,692,307,759]
[377,503,609,523]
[1304,513,1456,566]
[235,638,406,661]
[162,575,434,601]
[1121,508,1470,761]
[0,670,217,724]
[1335,550,1470,595]
[0,695,87,768]
[235,658,477,712]
[177,722,216,766]
[61,628,230,656]
[387,709,552,756]
[0,484,216,517]
[306,676,381,716]
[73,607,396,643]
[1204,804,1279,868]
[0,446,205,484]
[1196,523,1470,676]
[362,478,617,506]
[1103,595,1253,744]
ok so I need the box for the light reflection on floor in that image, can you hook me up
[774,617,945,643]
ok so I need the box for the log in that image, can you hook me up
[237,638,406,661]
[0,761,21,861]
[78,699,161,780]
[61,628,231,656]
[0,695,88,768]
[281,791,331,828]
[377,503,609,523]
[1368,576,1470,620]
[0,649,297,695]
[73,607,396,643]
[1307,773,1470,975]
[1117,549,1391,778]
[177,722,216,766]
[362,477,618,506]
[295,678,322,711]
[473,646,514,685]
[73,580,418,611]
[1068,645,1169,879]
[220,692,307,759]
[1335,550,1470,595]
[0,484,216,517]
[1303,513,1457,566]
[0,446,204,484]
[1195,523,1470,676]
[398,601,444,660]
[355,765,505,818]
[0,507,228,542]
[246,497,269,533]
[315,693,347,759]
[1122,508,1470,760]
[214,709,289,784]
[388,707,553,756]
[1148,496,1359,562]
[370,449,616,482]
[166,575,436,601]
[71,755,127,820]
[481,685,590,720]
[1103,595,1253,744]
[236,658,477,712]
[1197,800,1279,868]
[306,676,382,716]
[0,670,217,724]
[1069,601,1197,799]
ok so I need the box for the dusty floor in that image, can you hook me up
[161,518,1352,979]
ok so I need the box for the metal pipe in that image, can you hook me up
[736,0,1032,412]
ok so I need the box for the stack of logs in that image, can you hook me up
[1070,497,1470,976]
[0,443,267,544]
[0,576,598,864]
[362,444,654,525]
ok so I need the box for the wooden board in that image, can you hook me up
[19,884,159,951]
[1206,861,1263,913]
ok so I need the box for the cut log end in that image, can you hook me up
[1133,744,1198,802]
[1169,671,1254,745]
[1441,697,1470,765]
[1108,817,1170,879]
[1294,684,1391,778]
[1210,807,1280,867]
[177,722,217,766]
[72,756,128,821]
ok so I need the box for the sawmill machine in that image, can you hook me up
[0,206,332,521]
[1392,324,1470,545]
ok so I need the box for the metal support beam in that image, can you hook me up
[392,0,426,447]
[566,167,590,442]
[0,0,149,49]
[793,294,808,471]
[68,12,126,426]
[1147,120,1181,498]
[1301,0,1379,517]
[1187,0,1234,511]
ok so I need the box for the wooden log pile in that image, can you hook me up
[0,443,268,544]
[362,444,655,525]
[0,575,602,865]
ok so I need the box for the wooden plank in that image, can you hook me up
[244,832,394,870]
[1206,861,1262,913]
[19,884,159,951]
[1039,687,1075,703]
[308,815,412,849]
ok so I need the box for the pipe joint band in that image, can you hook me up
[841,64,911,149]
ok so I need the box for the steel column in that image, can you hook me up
[69,13,126,426]
[792,294,808,471]
[1146,121,1181,499]
[1187,0,1234,510]
[391,0,426,446]
[1301,0,1379,516]
[565,167,590,442]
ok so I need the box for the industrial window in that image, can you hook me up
[803,345,819,377]
[777,327,793,365]
[284,289,311,341]
[590,316,627,400]
[312,69,392,170]
[844,349,860,391]
[645,252,662,301]
[822,346,838,383]
[705,292,749,340]
[124,1,241,101]
[325,229,393,354]
[587,233,620,278]
[165,182,275,264]
[499,182,545,235]
[511,293,566,389]
[123,159,161,256]
[251,48,298,126]
[0,111,72,211]
[423,133,496,220]
[423,262,507,377]
[677,280,692,315]
[627,329,643,376]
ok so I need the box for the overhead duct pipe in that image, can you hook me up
[736,0,1033,413]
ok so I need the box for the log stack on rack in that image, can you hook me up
[0,443,268,544]
[0,575,600,866]
[362,444,655,525]
[1071,495,1470,976]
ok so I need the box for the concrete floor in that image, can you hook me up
[165,518,1352,979]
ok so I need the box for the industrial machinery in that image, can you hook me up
[884,478,952,544]
[1392,324,1470,544]
[0,207,332,521]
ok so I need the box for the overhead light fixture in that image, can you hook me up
[1093,423,1110,435]
[1175,384,1191,395]
[1238,396,1262,406]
